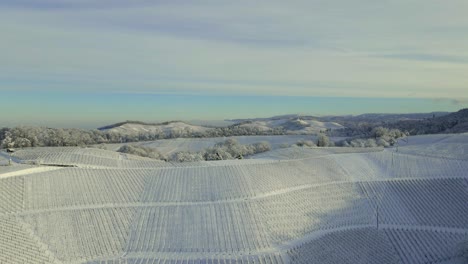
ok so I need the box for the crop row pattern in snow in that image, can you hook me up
[256,183,374,242]
[384,228,468,264]
[287,228,399,264]
[360,178,468,228]
[12,147,168,168]
[141,161,349,203]
[397,133,468,160]
[0,176,24,214]
[0,216,55,264]
[17,159,355,210]
[86,253,285,264]
[366,151,468,179]
[250,147,382,160]
[23,168,148,210]
[126,202,270,253]
[21,208,136,262]
[287,227,468,264]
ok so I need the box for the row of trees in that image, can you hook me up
[0,124,406,152]
[0,127,117,149]
[336,127,407,148]
[172,139,271,162]
[116,145,167,161]
[292,128,406,149]
[294,134,334,147]
[0,125,285,149]
[126,139,272,162]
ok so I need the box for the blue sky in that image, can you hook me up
[1,1,467,128]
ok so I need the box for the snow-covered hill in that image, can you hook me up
[99,117,344,137]
[100,121,211,135]
[237,118,344,134]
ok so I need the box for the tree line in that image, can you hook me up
[0,125,285,149]
[117,139,272,162]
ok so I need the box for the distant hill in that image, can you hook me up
[230,112,450,125]
[229,114,318,123]
[98,120,179,130]
[99,117,344,136]
[98,109,467,137]
[99,121,211,136]
[386,108,468,134]
[231,117,344,134]
[320,112,450,124]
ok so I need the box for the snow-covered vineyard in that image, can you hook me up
[0,134,467,263]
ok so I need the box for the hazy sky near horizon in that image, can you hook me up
[1,0,468,127]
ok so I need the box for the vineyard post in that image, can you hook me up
[7,150,12,166]
[376,204,379,230]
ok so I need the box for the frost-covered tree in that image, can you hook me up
[204,147,233,160]
[169,139,272,162]
[117,145,166,160]
[376,138,390,147]
[296,140,316,147]
[14,137,32,148]
[317,134,330,147]
[171,151,205,162]
[253,141,271,153]
[1,135,14,149]
[338,127,405,148]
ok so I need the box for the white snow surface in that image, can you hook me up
[0,134,467,263]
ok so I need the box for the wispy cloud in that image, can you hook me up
[373,53,468,64]
[0,0,157,9]
[1,0,468,101]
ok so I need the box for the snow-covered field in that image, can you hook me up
[0,134,467,263]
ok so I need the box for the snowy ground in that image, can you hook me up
[0,134,467,263]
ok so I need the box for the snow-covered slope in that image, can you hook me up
[11,147,168,168]
[396,133,468,159]
[0,134,467,263]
